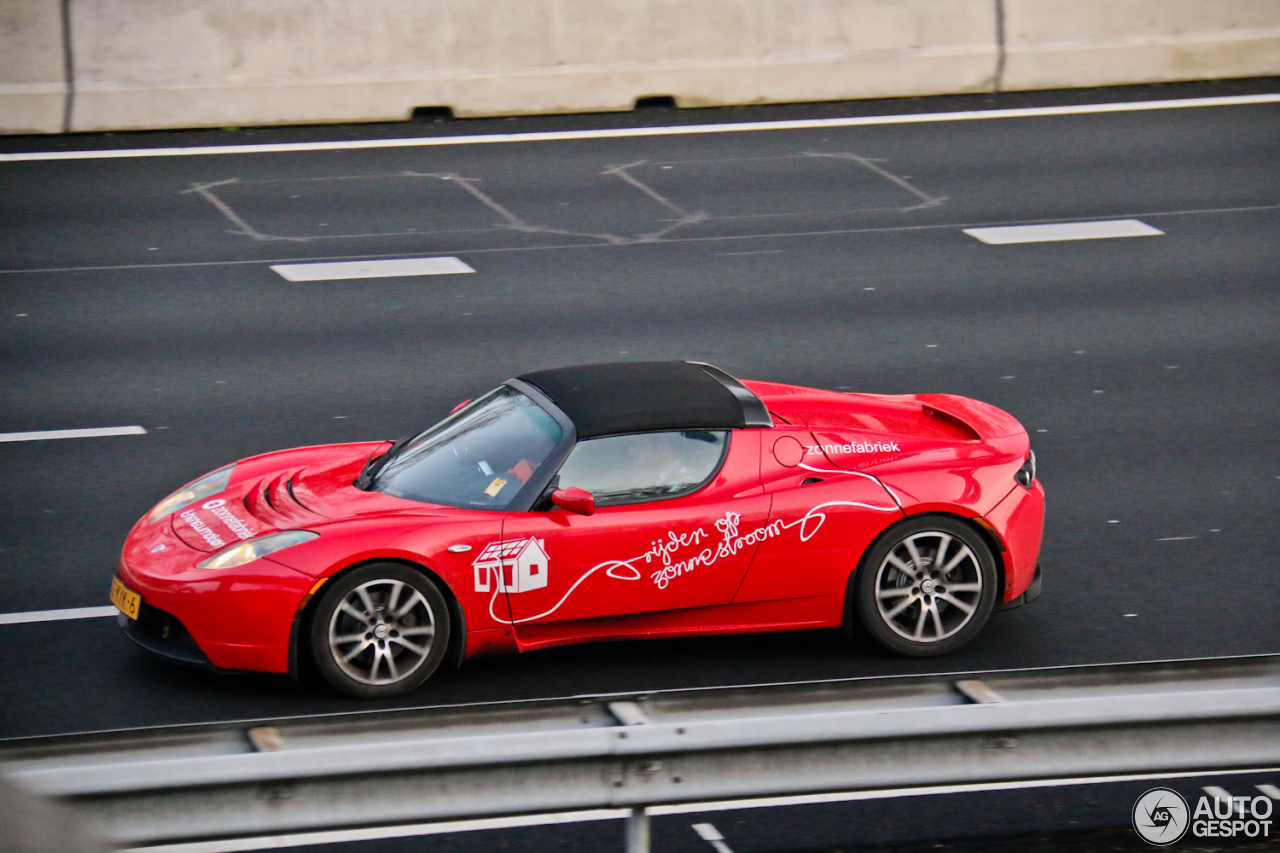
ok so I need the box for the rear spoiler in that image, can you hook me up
[913,394,1025,440]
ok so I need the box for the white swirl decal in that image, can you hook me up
[484,492,899,624]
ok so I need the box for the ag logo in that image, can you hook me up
[1133,787,1190,846]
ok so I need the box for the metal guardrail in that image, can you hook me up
[3,655,1280,852]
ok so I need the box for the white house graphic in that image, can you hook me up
[473,537,550,594]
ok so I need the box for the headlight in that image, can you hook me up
[196,530,319,570]
[149,464,235,524]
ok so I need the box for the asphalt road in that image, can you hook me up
[1,80,1278,741]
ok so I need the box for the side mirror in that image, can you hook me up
[551,487,595,516]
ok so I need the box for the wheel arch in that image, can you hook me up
[288,556,467,682]
[841,511,1005,637]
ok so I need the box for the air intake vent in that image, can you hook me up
[922,406,981,441]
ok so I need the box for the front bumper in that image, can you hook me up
[114,516,316,673]
[117,604,213,668]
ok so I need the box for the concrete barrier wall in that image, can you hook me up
[0,0,67,133]
[1,0,1278,134]
[1003,0,1280,91]
[64,0,998,132]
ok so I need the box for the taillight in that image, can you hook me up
[1014,451,1037,488]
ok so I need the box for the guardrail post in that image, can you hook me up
[625,806,649,853]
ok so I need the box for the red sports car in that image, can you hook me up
[112,362,1043,698]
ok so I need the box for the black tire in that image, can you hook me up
[309,563,451,699]
[853,516,998,657]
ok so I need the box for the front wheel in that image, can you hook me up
[309,563,451,699]
[854,517,998,657]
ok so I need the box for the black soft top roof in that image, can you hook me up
[514,361,772,439]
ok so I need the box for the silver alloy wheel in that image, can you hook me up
[873,531,984,643]
[327,579,436,686]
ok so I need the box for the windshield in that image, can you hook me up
[374,386,564,509]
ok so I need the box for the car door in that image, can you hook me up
[733,429,903,613]
[498,430,770,632]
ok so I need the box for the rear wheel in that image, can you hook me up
[854,517,997,657]
[309,563,450,699]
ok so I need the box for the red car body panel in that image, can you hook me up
[732,427,902,611]
[984,478,1046,602]
[114,374,1044,677]
[501,431,770,641]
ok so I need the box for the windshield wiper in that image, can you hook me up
[354,435,411,490]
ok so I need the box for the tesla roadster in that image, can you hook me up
[112,361,1043,698]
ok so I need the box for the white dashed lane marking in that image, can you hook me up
[1202,785,1280,806]
[0,426,147,442]
[271,256,475,281]
[693,823,737,853]
[0,606,118,626]
[964,219,1164,244]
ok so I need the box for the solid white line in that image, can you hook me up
[964,219,1163,244]
[0,606,118,626]
[4,94,1279,163]
[270,256,475,281]
[0,426,147,442]
[647,770,1277,816]
[127,809,634,853]
[125,766,1280,853]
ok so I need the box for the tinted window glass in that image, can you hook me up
[375,386,563,509]
[556,430,728,507]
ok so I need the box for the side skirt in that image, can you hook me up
[509,596,842,653]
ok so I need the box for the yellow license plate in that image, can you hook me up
[111,576,141,620]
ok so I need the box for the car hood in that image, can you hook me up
[169,442,433,551]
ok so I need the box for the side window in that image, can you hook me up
[556,431,729,507]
